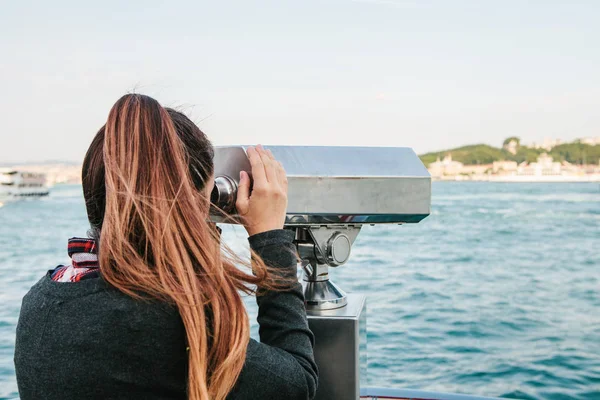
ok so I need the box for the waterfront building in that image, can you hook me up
[517,153,562,176]
[461,164,492,175]
[492,160,518,174]
[428,155,463,177]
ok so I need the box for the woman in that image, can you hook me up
[14,94,318,400]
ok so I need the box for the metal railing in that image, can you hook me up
[360,387,507,400]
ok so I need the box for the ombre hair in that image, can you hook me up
[82,94,285,399]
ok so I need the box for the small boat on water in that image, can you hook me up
[0,169,49,198]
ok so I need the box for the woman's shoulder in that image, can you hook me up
[23,270,179,319]
[24,269,108,301]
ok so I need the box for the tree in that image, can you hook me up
[503,137,521,146]
[550,143,600,165]
[419,144,506,166]
[512,146,542,164]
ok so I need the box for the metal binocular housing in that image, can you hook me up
[210,145,431,311]
[211,145,431,399]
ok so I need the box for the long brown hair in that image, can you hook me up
[82,94,285,399]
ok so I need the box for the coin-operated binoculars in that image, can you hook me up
[211,146,431,400]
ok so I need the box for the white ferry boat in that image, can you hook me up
[0,169,49,198]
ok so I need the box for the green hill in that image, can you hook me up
[550,142,600,165]
[419,138,599,167]
[420,144,511,166]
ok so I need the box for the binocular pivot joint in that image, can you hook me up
[294,226,361,310]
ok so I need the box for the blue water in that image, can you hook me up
[1,183,599,399]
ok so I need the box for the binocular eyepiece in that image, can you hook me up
[210,176,239,215]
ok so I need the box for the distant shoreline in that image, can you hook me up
[432,175,600,183]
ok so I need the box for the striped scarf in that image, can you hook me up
[51,238,99,282]
[51,225,221,283]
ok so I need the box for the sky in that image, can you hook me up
[1,0,599,163]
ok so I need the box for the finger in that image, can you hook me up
[269,159,284,192]
[236,170,250,215]
[246,146,267,186]
[277,161,288,191]
[266,149,286,190]
[257,145,278,183]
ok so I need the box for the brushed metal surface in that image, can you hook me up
[210,145,431,225]
[307,294,367,400]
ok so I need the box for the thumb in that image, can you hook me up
[236,170,250,215]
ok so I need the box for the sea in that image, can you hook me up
[0,183,598,399]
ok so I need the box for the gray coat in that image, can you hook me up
[14,229,318,399]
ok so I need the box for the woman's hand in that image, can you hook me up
[236,145,288,236]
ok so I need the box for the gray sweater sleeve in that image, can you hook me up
[227,229,318,400]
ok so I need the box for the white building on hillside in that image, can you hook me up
[504,139,519,155]
[428,154,463,177]
[518,153,562,176]
[528,138,562,151]
[492,160,518,174]
[580,136,600,146]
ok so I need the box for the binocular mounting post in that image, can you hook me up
[294,226,361,310]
